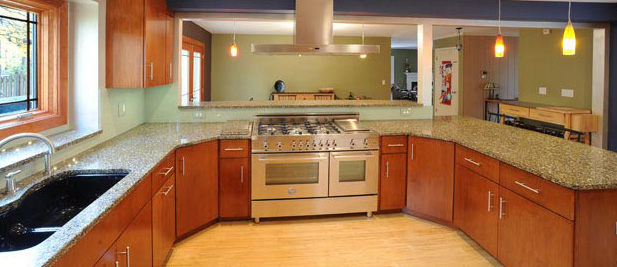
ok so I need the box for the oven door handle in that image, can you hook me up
[257,155,328,162]
[332,153,375,159]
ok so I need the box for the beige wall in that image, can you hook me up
[210,34,391,100]
[518,28,593,109]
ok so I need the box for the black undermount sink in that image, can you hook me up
[0,172,129,252]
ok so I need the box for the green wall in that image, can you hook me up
[518,28,593,109]
[211,34,391,100]
[391,49,417,88]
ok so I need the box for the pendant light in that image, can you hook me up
[455,27,463,51]
[494,0,505,58]
[230,21,238,57]
[562,1,576,55]
[359,24,367,59]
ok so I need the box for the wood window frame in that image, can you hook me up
[0,0,68,139]
[182,36,205,102]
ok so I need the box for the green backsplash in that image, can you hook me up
[518,28,593,109]
[210,34,392,101]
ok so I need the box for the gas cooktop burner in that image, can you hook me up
[257,121,341,136]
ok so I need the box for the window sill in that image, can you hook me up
[0,128,102,173]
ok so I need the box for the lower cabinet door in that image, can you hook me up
[94,201,153,267]
[152,176,176,267]
[454,165,499,256]
[498,188,574,267]
[219,158,250,218]
[379,153,407,210]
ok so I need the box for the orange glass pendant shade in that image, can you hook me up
[495,34,505,58]
[562,23,576,56]
[230,43,238,57]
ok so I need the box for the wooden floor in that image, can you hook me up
[167,213,501,267]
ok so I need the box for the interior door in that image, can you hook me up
[329,151,379,197]
[434,47,459,116]
[181,37,205,103]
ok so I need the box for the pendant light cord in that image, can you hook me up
[568,1,572,23]
[361,24,365,45]
[233,21,236,44]
[498,0,502,34]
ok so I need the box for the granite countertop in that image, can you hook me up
[178,100,422,109]
[362,116,617,190]
[0,122,250,267]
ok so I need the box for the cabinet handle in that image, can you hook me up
[499,197,505,219]
[240,165,244,183]
[117,246,130,267]
[514,181,540,194]
[386,161,390,178]
[115,261,119,267]
[224,148,244,151]
[464,158,481,166]
[149,62,154,81]
[169,62,172,79]
[387,144,404,147]
[410,144,414,161]
[159,166,174,176]
[487,191,493,212]
[181,156,185,177]
[159,185,174,196]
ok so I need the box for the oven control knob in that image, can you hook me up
[292,141,296,148]
[288,187,296,195]
[364,139,369,146]
[263,141,268,148]
[333,140,337,147]
[277,142,282,149]
[312,140,317,147]
[325,140,330,147]
[350,139,356,146]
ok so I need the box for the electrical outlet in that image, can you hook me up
[400,108,412,116]
[561,89,574,98]
[193,111,204,119]
[538,87,547,95]
[382,80,386,85]
[118,102,126,117]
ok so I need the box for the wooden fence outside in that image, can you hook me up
[0,74,27,98]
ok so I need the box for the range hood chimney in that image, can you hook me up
[251,0,380,56]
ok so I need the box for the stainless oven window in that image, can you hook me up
[265,162,320,185]
[338,161,366,182]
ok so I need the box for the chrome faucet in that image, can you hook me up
[5,169,21,194]
[0,133,56,176]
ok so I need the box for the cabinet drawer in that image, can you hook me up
[220,139,250,158]
[455,146,499,183]
[151,151,175,195]
[500,104,529,117]
[529,109,565,125]
[380,136,408,154]
[500,164,575,220]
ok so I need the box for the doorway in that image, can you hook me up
[181,37,205,103]
[434,47,459,116]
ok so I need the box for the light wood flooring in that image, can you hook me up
[167,213,501,266]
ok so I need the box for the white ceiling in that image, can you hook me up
[191,20,521,49]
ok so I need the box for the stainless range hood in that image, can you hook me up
[251,0,380,56]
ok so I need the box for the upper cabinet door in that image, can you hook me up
[105,0,145,88]
[175,141,219,238]
[144,0,167,87]
[407,136,455,222]
[165,13,174,84]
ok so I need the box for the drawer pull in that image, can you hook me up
[487,191,493,212]
[464,158,481,166]
[159,185,174,196]
[159,166,174,176]
[499,197,505,219]
[224,147,244,151]
[387,144,405,147]
[514,181,541,194]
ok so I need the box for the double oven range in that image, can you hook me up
[251,113,379,223]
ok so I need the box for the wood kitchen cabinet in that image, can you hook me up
[165,14,174,84]
[497,188,574,267]
[106,0,173,88]
[219,158,250,218]
[94,202,153,267]
[407,136,455,223]
[454,165,499,256]
[379,153,407,210]
[152,176,176,267]
[175,141,219,238]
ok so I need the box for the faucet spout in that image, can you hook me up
[0,133,56,176]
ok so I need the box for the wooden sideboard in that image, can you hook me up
[499,102,598,144]
[272,92,335,100]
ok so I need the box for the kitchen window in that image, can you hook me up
[0,0,67,139]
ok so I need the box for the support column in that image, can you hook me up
[591,28,608,148]
[417,23,433,107]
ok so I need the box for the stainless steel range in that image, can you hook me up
[250,113,379,223]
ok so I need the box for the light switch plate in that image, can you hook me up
[400,108,412,116]
[538,87,547,95]
[561,89,574,98]
[118,102,126,117]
